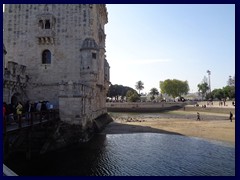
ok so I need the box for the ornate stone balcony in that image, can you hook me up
[4,61,28,88]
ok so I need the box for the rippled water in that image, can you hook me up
[6,133,235,176]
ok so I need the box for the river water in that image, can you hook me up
[5,133,235,176]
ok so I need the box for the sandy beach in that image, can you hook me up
[102,106,235,145]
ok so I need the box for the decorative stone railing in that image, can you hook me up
[4,61,28,87]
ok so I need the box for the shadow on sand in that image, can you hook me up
[101,122,184,136]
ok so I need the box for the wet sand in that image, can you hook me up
[102,108,235,145]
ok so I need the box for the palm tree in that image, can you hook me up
[149,88,159,101]
[150,88,159,96]
[135,80,144,95]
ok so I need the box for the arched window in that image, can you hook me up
[45,20,50,29]
[42,50,51,64]
[39,20,44,29]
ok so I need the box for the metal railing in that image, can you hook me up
[3,109,59,133]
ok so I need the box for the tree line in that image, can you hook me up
[107,75,235,102]
[197,75,235,100]
[107,79,189,102]
[107,84,139,102]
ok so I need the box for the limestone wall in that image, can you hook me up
[3,4,110,125]
[58,81,107,127]
[3,4,108,79]
[3,4,109,107]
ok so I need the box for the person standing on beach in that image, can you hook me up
[197,112,201,121]
[229,111,233,122]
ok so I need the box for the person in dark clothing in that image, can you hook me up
[3,102,7,119]
[197,112,201,121]
[229,111,233,122]
[7,104,16,123]
[25,101,32,121]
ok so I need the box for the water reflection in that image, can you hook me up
[5,133,235,176]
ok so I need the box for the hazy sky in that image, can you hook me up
[3,4,235,93]
[105,4,235,93]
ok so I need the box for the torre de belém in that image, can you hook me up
[3,4,111,141]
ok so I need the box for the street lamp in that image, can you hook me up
[207,70,211,93]
[229,75,232,86]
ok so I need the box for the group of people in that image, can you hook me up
[3,100,53,124]
[218,100,235,107]
[196,111,234,122]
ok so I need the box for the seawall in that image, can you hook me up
[106,102,189,112]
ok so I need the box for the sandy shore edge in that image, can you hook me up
[101,110,235,145]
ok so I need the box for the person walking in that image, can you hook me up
[229,111,233,122]
[197,112,201,121]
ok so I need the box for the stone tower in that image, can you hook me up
[4,4,110,129]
